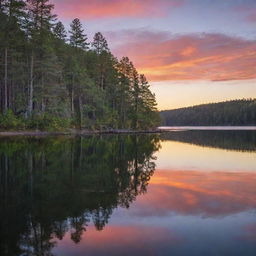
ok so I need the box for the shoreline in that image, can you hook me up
[0,129,163,137]
[0,126,256,137]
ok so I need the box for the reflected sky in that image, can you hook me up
[156,140,256,172]
[53,133,256,256]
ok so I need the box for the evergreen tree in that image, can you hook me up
[115,57,133,128]
[0,0,26,113]
[53,21,67,41]
[91,32,110,89]
[91,32,109,55]
[138,74,159,129]
[26,0,58,115]
[69,18,89,50]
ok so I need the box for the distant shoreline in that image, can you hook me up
[160,99,256,127]
[158,126,256,131]
[0,126,255,137]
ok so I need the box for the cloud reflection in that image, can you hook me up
[133,170,256,217]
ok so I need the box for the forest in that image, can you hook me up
[0,0,159,131]
[160,99,256,126]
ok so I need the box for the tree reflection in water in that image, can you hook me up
[0,135,160,256]
[161,130,256,152]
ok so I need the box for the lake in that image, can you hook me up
[0,130,256,256]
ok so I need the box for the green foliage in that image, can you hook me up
[0,110,24,130]
[0,1,159,131]
[0,111,70,131]
[161,99,256,126]
[26,114,71,131]
[53,21,67,41]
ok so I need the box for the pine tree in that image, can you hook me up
[0,0,26,113]
[91,32,109,55]
[26,0,58,115]
[69,18,89,50]
[138,74,159,129]
[131,68,140,129]
[53,21,67,41]
[67,19,91,128]
[115,57,134,128]
[91,32,110,89]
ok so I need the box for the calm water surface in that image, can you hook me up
[0,131,256,255]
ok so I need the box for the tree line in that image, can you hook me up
[160,99,256,126]
[0,0,159,130]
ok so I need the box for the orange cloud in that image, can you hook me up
[135,170,256,217]
[110,31,256,81]
[52,0,184,19]
[181,46,196,57]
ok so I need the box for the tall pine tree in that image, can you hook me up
[26,0,58,115]
[53,21,67,41]
[0,0,26,113]
[69,18,89,50]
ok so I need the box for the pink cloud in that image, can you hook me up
[233,3,256,23]
[108,30,256,81]
[51,0,184,19]
[247,13,256,23]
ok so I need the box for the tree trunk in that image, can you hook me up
[28,53,34,116]
[135,95,138,130]
[101,72,104,90]
[4,154,8,196]
[28,151,33,196]
[134,136,138,194]
[4,47,8,112]
[71,74,74,117]
[41,75,45,113]
[78,95,82,129]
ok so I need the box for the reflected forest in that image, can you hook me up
[0,135,160,256]
[161,130,256,152]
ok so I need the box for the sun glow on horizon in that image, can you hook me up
[151,79,256,110]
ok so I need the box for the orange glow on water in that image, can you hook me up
[137,170,256,217]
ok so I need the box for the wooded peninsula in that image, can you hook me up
[0,0,160,131]
[160,99,256,126]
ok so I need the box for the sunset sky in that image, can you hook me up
[52,0,256,110]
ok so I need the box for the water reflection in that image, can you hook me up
[0,131,256,256]
[157,131,256,172]
[138,170,256,217]
[0,135,160,256]
[161,130,256,151]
